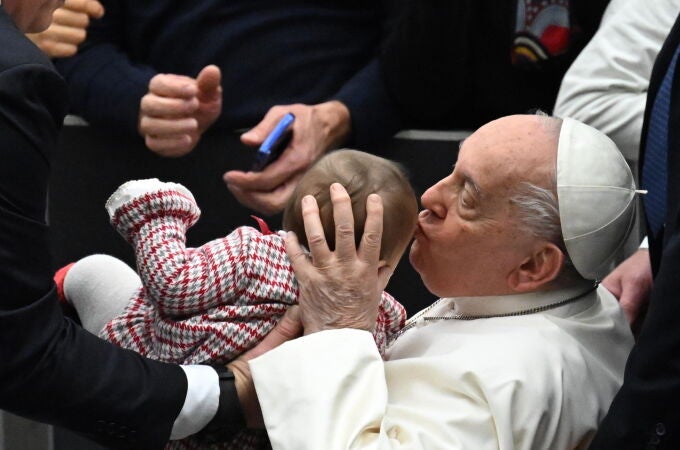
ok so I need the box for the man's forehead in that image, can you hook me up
[458,117,556,184]
[456,134,515,188]
[463,120,536,154]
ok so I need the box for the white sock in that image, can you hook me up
[64,254,142,334]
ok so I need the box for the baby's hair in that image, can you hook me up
[283,149,418,264]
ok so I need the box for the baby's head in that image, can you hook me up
[283,149,418,270]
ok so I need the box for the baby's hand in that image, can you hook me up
[105,179,195,218]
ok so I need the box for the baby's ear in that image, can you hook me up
[377,260,394,291]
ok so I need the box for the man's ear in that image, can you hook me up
[507,243,565,292]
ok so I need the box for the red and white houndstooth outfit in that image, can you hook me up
[101,180,407,450]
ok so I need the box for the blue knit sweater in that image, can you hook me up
[55,0,400,146]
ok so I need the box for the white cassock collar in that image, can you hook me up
[407,278,597,327]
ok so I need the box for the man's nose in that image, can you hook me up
[420,186,436,207]
[419,189,446,219]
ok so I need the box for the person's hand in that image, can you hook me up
[603,248,653,325]
[227,306,302,428]
[224,101,351,215]
[284,184,391,334]
[139,65,222,158]
[26,0,104,58]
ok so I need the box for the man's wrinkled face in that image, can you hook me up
[409,115,556,298]
[4,0,64,33]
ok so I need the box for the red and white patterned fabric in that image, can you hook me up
[101,184,407,449]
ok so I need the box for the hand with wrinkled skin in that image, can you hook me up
[224,101,351,215]
[227,306,302,428]
[26,0,104,58]
[284,183,391,335]
[139,65,222,158]
[603,248,653,325]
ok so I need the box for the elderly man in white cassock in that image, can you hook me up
[228,114,639,449]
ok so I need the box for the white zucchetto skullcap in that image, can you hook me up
[557,117,638,281]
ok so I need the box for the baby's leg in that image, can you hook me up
[64,254,141,334]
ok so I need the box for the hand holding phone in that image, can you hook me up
[252,113,295,171]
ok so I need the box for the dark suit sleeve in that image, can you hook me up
[0,61,187,449]
[54,0,156,134]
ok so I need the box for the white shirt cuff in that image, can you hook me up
[170,365,220,440]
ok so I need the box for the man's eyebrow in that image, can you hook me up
[452,161,481,197]
[463,173,482,198]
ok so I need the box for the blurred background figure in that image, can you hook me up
[380,0,612,133]
[555,0,680,169]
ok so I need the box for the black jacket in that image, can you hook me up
[0,8,187,449]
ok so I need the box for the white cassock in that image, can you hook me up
[250,282,634,449]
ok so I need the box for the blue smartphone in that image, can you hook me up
[252,113,295,171]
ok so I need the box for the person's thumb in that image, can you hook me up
[196,65,222,101]
[241,306,302,361]
[85,0,105,19]
[241,109,287,146]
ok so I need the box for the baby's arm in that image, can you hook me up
[106,179,257,317]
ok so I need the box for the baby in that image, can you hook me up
[57,149,418,449]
